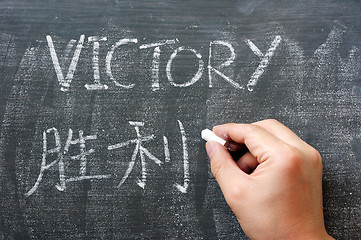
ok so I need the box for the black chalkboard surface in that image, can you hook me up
[1,0,361,239]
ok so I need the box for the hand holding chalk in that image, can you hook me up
[204,120,334,240]
[202,128,254,173]
[201,129,247,152]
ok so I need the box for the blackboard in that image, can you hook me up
[1,0,360,239]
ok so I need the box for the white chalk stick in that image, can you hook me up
[201,129,226,145]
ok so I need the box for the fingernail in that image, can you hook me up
[213,126,228,140]
[206,141,217,158]
[213,125,220,132]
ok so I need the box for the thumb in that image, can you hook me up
[206,141,248,195]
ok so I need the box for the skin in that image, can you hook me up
[205,119,334,240]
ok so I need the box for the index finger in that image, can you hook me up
[213,123,289,164]
[252,119,309,150]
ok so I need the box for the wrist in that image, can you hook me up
[318,233,334,240]
[276,225,334,240]
[307,234,334,240]
[287,231,334,240]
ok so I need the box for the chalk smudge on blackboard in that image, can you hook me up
[0,33,17,126]
[0,33,17,68]
[236,0,264,16]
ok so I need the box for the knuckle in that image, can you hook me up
[309,147,323,168]
[280,146,303,171]
[258,118,280,127]
[226,183,244,202]
[279,145,323,175]
[244,123,260,133]
[265,118,280,125]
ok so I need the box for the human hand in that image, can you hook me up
[205,119,334,240]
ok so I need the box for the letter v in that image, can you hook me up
[47,35,85,91]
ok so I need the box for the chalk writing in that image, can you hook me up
[245,35,282,91]
[46,35,282,91]
[208,40,244,89]
[25,128,111,197]
[85,36,109,90]
[139,39,179,91]
[25,121,190,196]
[47,35,85,91]
[106,38,138,89]
[174,120,190,193]
[163,136,171,162]
[166,46,204,87]
[107,121,162,189]
[25,128,61,197]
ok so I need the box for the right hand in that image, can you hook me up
[205,119,334,240]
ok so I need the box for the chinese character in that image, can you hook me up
[25,128,110,197]
[107,121,162,189]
